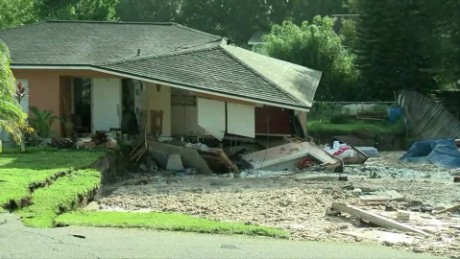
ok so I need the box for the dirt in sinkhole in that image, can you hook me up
[92,152,460,258]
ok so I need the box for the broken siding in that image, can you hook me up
[170,89,205,136]
[256,106,291,136]
[227,102,255,138]
[145,83,171,136]
[197,98,226,140]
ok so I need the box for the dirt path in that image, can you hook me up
[96,152,460,258]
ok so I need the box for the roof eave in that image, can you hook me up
[10,64,310,112]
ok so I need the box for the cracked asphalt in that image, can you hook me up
[0,214,442,259]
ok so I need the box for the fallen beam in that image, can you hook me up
[449,225,460,230]
[331,203,431,236]
[293,174,347,181]
[432,204,460,215]
[359,190,404,203]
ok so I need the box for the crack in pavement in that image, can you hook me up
[20,230,67,245]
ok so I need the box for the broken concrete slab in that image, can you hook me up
[356,147,379,158]
[148,141,212,174]
[149,150,168,169]
[242,142,341,171]
[166,154,184,171]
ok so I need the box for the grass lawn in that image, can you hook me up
[1,146,289,238]
[0,147,104,209]
[307,120,404,136]
[56,211,289,238]
[20,169,101,227]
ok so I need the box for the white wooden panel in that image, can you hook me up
[92,78,121,132]
[227,102,255,138]
[197,98,226,140]
[171,106,205,136]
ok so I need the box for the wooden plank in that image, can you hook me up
[449,225,460,230]
[332,203,431,236]
[360,190,404,203]
[432,204,460,215]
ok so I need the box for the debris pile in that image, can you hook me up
[48,131,118,150]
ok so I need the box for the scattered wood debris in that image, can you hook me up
[129,141,148,162]
[432,204,460,215]
[359,190,404,203]
[198,148,239,173]
[331,202,431,236]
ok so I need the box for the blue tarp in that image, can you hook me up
[400,139,460,169]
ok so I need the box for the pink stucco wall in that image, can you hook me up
[12,69,118,136]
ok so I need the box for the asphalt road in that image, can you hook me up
[0,213,442,259]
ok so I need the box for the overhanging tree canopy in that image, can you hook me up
[0,41,27,145]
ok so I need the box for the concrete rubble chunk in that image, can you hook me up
[148,141,212,174]
[242,142,341,171]
[166,154,184,171]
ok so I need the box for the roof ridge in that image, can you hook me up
[46,20,176,25]
[172,23,223,40]
[44,21,223,39]
[220,44,303,106]
[100,39,224,66]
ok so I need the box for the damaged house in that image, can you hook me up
[0,21,338,172]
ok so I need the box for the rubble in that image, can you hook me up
[325,140,369,165]
[147,141,212,174]
[242,141,341,171]
[93,150,460,258]
[49,132,118,150]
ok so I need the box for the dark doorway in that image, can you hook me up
[73,78,92,134]
[121,79,139,137]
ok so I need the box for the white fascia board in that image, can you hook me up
[11,65,310,112]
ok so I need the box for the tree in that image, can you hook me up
[419,0,460,88]
[0,41,27,146]
[262,16,358,101]
[0,0,37,29]
[35,0,119,21]
[340,18,358,50]
[115,0,350,46]
[289,0,346,24]
[0,0,119,28]
[179,0,271,45]
[354,0,435,100]
[116,0,182,23]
